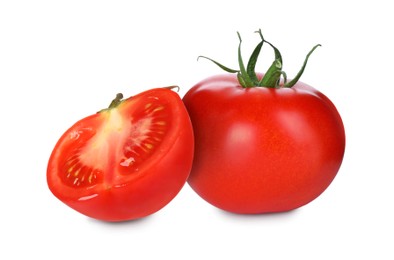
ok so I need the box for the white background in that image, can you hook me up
[1,0,393,259]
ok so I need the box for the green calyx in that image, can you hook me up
[198,29,321,88]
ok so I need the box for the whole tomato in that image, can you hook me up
[47,87,194,222]
[183,30,345,214]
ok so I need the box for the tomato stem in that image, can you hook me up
[198,29,320,88]
[108,93,124,109]
[163,85,180,92]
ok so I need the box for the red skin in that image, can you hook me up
[183,74,345,213]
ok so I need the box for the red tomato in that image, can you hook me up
[47,88,194,222]
[183,74,345,213]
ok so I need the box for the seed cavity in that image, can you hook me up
[144,143,153,149]
[73,171,79,178]
[63,155,101,187]
[120,157,136,167]
[88,172,95,184]
[152,106,164,113]
[145,103,166,116]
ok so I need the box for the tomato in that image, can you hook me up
[47,88,194,222]
[183,30,345,214]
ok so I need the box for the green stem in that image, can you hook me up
[163,85,180,92]
[108,93,124,109]
[259,59,282,87]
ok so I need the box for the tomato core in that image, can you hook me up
[58,97,170,189]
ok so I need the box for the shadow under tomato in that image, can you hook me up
[217,208,300,222]
[87,214,156,227]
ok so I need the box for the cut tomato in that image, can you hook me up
[47,88,194,222]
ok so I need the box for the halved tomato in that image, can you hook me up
[47,88,194,222]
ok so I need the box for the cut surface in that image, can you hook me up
[59,95,171,189]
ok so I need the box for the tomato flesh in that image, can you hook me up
[47,88,194,221]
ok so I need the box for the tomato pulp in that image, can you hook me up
[47,88,194,221]
[183,74,345,214]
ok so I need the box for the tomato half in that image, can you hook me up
[183,74,345,214]
[47,88,194,222]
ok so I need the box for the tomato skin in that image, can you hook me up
[47,88,194,222]
[183,74,345,214]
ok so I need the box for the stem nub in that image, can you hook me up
[197,29,320,88]
[97,93,124,113]
[108,93,124,109]
[163,85,180,92]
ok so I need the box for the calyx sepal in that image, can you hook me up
[198,29,321,88]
